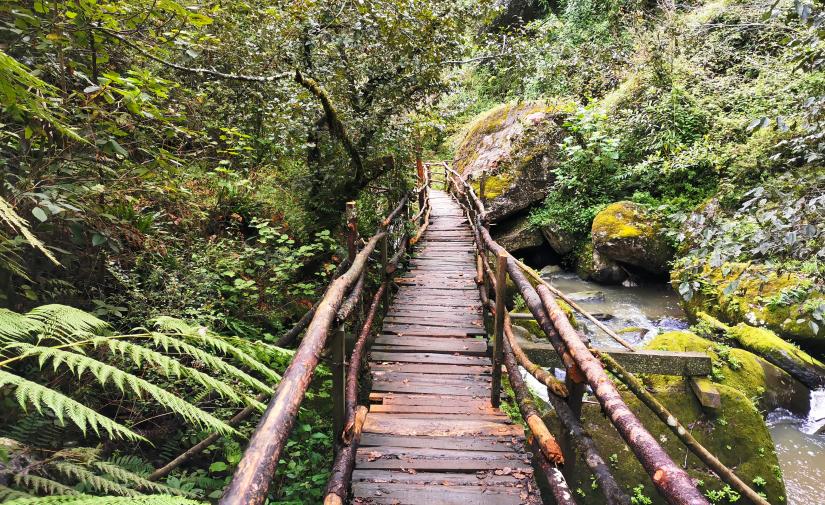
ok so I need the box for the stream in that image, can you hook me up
[525,268,825,504]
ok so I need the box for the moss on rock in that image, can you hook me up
[544,381,786,505]
[453,100,574,222]
[575,239,627,285]
[591,201,674,276]
[646,331,808,413]
[672,261,825,346]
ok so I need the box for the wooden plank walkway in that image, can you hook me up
[352,190,542,505]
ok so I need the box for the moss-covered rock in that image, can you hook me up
[454,100,574,222]
[697,312,825,391]
[544,381,786,505]
[672,261,825,346]
[591,201,675,273]
[575,240,627,285]
[646,331,809,414]
[591,202,674,276]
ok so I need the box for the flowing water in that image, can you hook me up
[523,268,825,504]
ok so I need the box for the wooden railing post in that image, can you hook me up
[491,251,507,407]
[332,324,346,441]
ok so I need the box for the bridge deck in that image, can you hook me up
[352,190,542,504]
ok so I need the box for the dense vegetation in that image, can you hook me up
[0,0,823,503]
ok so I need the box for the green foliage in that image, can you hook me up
[530,107,619,236]
[0,305,285,445]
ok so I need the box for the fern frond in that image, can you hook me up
[0,369,145,442]
[0,308,33,345]
[14,474,82,496]
[12,344,236,436]
[4,495,204,505]
[24,305,110,342]
[93,462,193,498]
[92,337,243,405]
[104,455,153,476]
[151,317,281,384]
[52,462,141,497]
[0,195,60,266]
[148,333,272,395]
[0,485,31,502]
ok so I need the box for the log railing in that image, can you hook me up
[440,161,771,505]
[219,169,430,505]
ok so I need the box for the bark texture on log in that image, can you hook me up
[596,350,769,505]
[343,284,386,444]
[537,285,708,505]
[500,330,564,466]
[503,332,629,505]
[337,271,365,322]
[381,195,410,228]
[530,437,578,505]
[478,226,585,384]
[220,232,385,505]
[277,259,351,347]
[323,406,368,504]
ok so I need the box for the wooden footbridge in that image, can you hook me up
[216,163,772,505]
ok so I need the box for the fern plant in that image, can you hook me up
[0,305,285,443]
[0,304,290,501]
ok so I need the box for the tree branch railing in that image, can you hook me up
[443,161,769,505]
[218,172,430,505]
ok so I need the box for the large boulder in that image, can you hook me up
[575,240,628,285]
[454,101,572,223]
[539,223,576,255]
[491,214,544,252]
[591,201,674,276]
[646,331,809,413]
[673,260,825,347]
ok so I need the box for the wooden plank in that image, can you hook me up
[373,335,487,349]
[370,363,491,375]
[352,482,524,505]
[358,434,522,453]
[370,352,489,365]
[352,469,526,484]
[354,447,531,470]
[383,324,486,336]
[690,377,721,409]
[368,404,502,416]
[371,393,493,407]
[370,382,489,396]
[362,416,523,437]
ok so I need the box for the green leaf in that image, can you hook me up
[91,233,107,246]
[209,461,228,473]
[31,207,47,222]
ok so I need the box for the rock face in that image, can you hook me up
[673,260,825,347]
[646,331,809,414]
[591,201,674,276]
[575,240,628,285]
[491,214,544,252]
[539,223,576,255]
[454,101,570,223]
